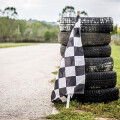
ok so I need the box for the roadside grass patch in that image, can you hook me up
[45,107,96,120]
[56,66,60,68]
[54,100,120,119]
[0,43,40,48]
[52,71,58,75]
[50,78,56,83]
[45,100,120,119]
[51,67,59,83]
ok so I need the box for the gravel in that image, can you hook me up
[0,43,61,119]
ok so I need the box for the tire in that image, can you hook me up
[58,32,111,46]
[83,45,111,57]
[60,45,66,57]
[85,57,113,72]
[60,17,113,32]
[60,44,111,57]
[85,71,117,90]
[58,32,70,45]
[60,17,113,24]
[72,87,119,103]
[60,24,113,33]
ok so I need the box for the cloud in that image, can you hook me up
[105,0,120,2]
[0,0,120,25]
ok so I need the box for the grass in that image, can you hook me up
[52,71,58,75]
[45,107,96,120]
[111,45,120,88]
[47,45,120,120]
[56,66,60,68]
[0,43,41,48]
[51,66,60,83]
[50,78,56,83]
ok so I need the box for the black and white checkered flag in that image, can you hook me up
[51,16,85,102]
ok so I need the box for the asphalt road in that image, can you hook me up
[0,43,61,120]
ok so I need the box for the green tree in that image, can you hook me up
[44,31,52,41]
[0,17,17,38]
[3,7,18,18]
[0,7,18,39]
[61,6,88,17]
[17,20,26,37]
[62,6,75,17]
[111,25,118,34]
[80,11,88,16]
[0,17,9,38]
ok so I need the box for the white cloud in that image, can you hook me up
[0,0,120,25]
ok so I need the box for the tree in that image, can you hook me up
[17,20,26,37]
[111,25,118,34]
[44,31,52,41]
[3,7,18,19]
[80,11,88,16]
[60,6,88,17]
[62,6,75,17]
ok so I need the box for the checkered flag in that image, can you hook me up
[51,16,85,101]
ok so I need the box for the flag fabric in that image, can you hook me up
[51,16,85,101]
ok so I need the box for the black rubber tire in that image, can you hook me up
[83,45,111,57]
[85,71,117,90]
[60,17,113,32]
[60,44,66,57]
[85,57,113,72]
[72,87,119,103]
[81,25,113,33]
[60,17,113,24]
[60,44,111,57]
[58,32,111,46]
[60,24,113,33]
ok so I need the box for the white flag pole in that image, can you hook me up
[66,94,70,108]
[66,11,80,109]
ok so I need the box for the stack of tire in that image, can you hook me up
[58,17,119,103]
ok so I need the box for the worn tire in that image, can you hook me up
[60,24,113,33]
[60,17,113,24]
[85,71,117,90]
[72,87,119,103]
[58,32,111,46]
[60,44,111,57]
[60,17,113,32]
[85,57,113,72]
[83,45,111,57]
[60,44,66,57]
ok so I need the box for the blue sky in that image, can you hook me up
[0,0,120,25]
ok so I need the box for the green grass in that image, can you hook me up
[50,78,56,83]
[0,43,41,48]
[52,71,58,75]
[47,45,120,120]
[111,45,120,88]
[45,107,96,120]
[56,66,60,68]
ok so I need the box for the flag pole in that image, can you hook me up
[77,11,80,16]
[66,94,70,108]
[66,11,80,109]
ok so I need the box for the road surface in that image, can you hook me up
[0,43,61,120]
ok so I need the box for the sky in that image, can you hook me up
[0,0,120,25]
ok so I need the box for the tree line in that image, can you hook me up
[0,17,59,42]
[0,7,59,42]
